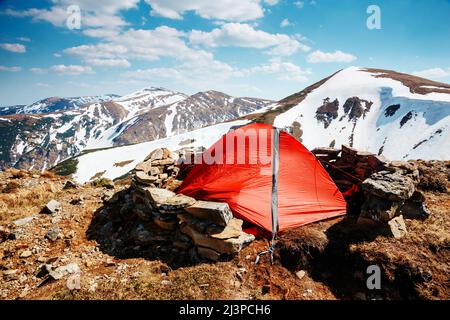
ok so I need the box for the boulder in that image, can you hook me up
[153,218,179,230]
[151,159,175,166]
[143,188,176,206]
[177,213,213,233]
[360,194,402,222]
[13,215,36,227]
[180,223,254,254]
[41,200,61,215]
[397,191,431,220]
[145,148,164,161]
[135,171,158,185]
[162,194,196,209]
[134,161,152,173]
[362,171,415,201]
[63,180,78,189]
[387,215,408,239]
[184,201,233,226]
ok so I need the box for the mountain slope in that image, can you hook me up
[253,67,450,160]
[0,88,273,170]
[0,95,119,115]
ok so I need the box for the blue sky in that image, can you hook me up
[0,0,449,105]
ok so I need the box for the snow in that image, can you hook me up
[164,104,178,137]
[273,66,450,160]
[73,119,249,183]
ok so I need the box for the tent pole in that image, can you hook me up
[255,127,280,265]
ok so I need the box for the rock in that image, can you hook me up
[367,154,388,171]
[185,201,233,226]
[177,214,212,233]
[63,180,78,189]
[206,218,243,240]
[180,223,254,254]
[159,173,169,180]
[153,218,179,230]
[162,194,196,209]
[151,159,175,166]
[41,200,61,215]
[362,172,415,201]
[2,269,19,281]
[145,148,164,161]
[135,171,158,185]
[134,161,152,173]
[387,215,408,239]
[66,273,81,290]
[0,226,11,242]
[149,167,161,176]
[397,191,431,220]
[197,246,221,261]
[144,188,176,206]
[19,250,32,258]
[12,215,37,227]
[295,270,306,280]
[360,194,402,222]
[48,263,80,280]
[70,196,84,206]
[102,190,115,202]
[45,227,60,242]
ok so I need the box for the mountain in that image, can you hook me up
[62,67,450,183]
[0,88,273,171]
[0,95,119,115]
[250,67,450,160]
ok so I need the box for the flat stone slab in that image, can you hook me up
[206,218,243,240]
[143,188,176,206]
[388,215,408,239]
[180,223,254,254]
[135,171,158,185]
[184,201,233,226]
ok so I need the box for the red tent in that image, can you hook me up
[177,123,346,234]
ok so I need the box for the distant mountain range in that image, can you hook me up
[50,67,450,184]
[0,88,273,170]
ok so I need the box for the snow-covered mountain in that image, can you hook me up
[0,95,119,115]
[252,67,450,160]
[62,67,450,184]
[0,88,273,170]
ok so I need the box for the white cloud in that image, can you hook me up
[0,65,21,72]
[280,18,291,28]
[189,23,309,56]
[307,50,357,63]
[50,64,94,75]
[86,58,131,68]
[30,67,47,74]
[264,0,279,5]
[0,43,26,53]
[294,1,304,8]
[246,59,311,81]
[17,37,31,42]
[144,0,264,22]
[54,53,62,58]
[412,67,450,80]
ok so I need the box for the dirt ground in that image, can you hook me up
[0,168,448,300]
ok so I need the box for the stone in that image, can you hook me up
[295,270,306,280]
[48,263,80,280]
[102,190,115,202]
[159,173,168,180]
[362,172,415,201]
[20,250,32,258]
[197,246,221,261]
[135,171,158,185]
[45,227,60,242]
[177,213,212,233]
[144,188,176,206]
[149,167,161,176]
[134,161,152,173]
[397,191,431,220]
[145,148,164,161]
[153,218,179,230]
[184,201,233,226]
[360,194,402,223]
[12,215,36,227]
[162,194,196,209]
[63,180,78,189]
[2,269,19,281]
[387,215,408,239]
[180,223,254,254]
[41,200,61,215]
[206,218,243,240]
[66,273,81,290]
[151,159,175,166]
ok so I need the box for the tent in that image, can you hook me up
[177,122,346,235]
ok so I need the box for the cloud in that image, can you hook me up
[144,0,264,22]
[245,59,312,81]
[50,64,94,75]
[264,0,279,5]
[189,23,310,56]
[17,37,31,42]
[307,50,356,63]
[294,1,304,8]
[412,67,450,80]
[280,18,291,28]
[0,65,21,72]
[0,43,26,53]
[30,67,47,74]
[86,58,131,68]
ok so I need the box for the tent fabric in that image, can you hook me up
[177,122,346,233]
